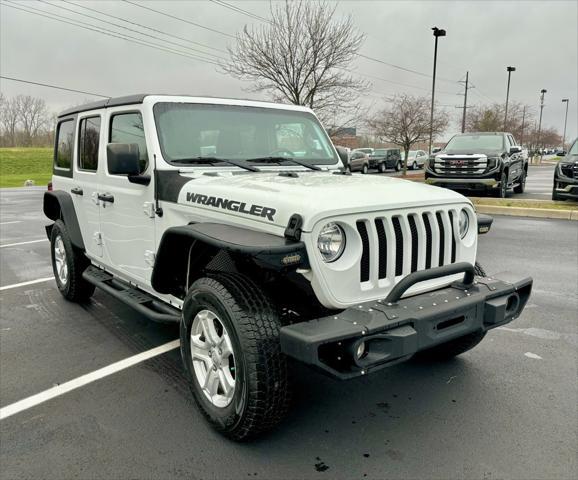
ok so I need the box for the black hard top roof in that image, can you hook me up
[58,94,149,118]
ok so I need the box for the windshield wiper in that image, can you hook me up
[246,156,322,171]
[171,156,260,172]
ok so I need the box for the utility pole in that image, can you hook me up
[537,89,547,164]
[504,66,516,130]
[520,105,527,146]
[561,98,569,151]
[428,26,446,154]
[460,71,469,133]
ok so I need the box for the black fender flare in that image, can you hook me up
[151,223,309,295]
[43,190,85,250]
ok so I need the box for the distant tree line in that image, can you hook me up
[0,93,55,147]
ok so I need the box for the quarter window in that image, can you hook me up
[78,116,101,171]
[109,112,148,172]
[55,120,74,169]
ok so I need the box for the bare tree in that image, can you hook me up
[224,0,367,124]
[368,94,449,175]
[0,95,20,147]
[466,102,534,142]
[16,95,49,146]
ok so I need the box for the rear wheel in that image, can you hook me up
[50,220,95,302]
[513,169,526,193]
[180,273,291,440]
[395,161,401,172]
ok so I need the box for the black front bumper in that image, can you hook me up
[280,267,532,379]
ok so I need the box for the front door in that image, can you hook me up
[98,109,156,285]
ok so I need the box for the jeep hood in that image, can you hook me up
[174,170,469,231]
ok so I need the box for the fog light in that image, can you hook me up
[356,341,367,359]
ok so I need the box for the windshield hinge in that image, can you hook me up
[285,214,303,241]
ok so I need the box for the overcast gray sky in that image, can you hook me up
[1,0,577,140]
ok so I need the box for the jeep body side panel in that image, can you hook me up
[43,190,85,250]
[151,223,309,294]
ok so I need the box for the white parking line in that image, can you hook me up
[0,239,46,248]
[0,277,54,292]
[0,221,22,225]
[0,339,181,421]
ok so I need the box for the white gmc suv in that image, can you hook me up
[44,94,532,440]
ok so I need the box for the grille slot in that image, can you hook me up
[356,221,370,282]
[448,211,456,263]
[436,212,445,266]
[375,219,387,279]
[434,155,488,174]
[408,215,419,272]
[423,213,433,269]
[392,217,404,276]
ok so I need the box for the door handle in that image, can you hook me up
[97,193,115,203]
[71,187,83,196]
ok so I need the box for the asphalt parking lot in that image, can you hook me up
[1,188,577,480]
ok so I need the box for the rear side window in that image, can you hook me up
[78,116,101,171]
[109,112,148,172]
[55,120,74,169]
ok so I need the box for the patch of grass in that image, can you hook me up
[471,197,578,211]
[0,148,52,187]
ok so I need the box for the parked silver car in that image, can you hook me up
[404,150,428,169]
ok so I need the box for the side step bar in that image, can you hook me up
[82,266,180,324]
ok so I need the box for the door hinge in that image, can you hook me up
[144,250,156,267]
[143,201,155,218]
[93,232,103,246]
[91,192,100,205]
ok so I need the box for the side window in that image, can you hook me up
[78,116,101,172]
[55,119,74,170]
[509,135,517,146]
[109,112,148,173]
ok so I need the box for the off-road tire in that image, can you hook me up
[395,161,401,172]
[50,219,95,302]
[474,261,486,277]
[378,162,386,173]
[362,164,369,174]
[180,273,291,441]
[513,169,526,193]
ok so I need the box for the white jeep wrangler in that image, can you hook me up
[44,95,532,440]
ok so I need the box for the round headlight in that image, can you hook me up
[317,222,345,262]
[458,209,470,239]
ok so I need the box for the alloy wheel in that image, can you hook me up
[53,235,68,285]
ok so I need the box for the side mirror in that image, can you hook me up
[509,145,522,154]
[477,214,493,234]
[432,147,442,154]
[335,146,350,170]
[107,143,141,176]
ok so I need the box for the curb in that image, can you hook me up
[475,204,578,221]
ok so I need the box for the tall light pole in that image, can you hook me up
[428,26,446,155]
[504,66,516,130]
[537,89,547,163]
[561,98,569,151]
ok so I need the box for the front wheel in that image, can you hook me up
[362,164,368,174]
[412,161,418,170]
[180,273,291,441]
[493,173,508,198]
[378,162,386,173]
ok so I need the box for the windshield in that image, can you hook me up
[568,138,578,156]
[444,134,504,153]
[153,103,338,166]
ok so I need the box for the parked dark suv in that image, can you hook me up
[369,148,402,172]
[552,137,578,201]
[425,132,527,197]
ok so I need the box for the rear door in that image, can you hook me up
[73,113,104,258]
[97,108,156,285]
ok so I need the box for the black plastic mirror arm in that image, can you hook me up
[384,262,475,304]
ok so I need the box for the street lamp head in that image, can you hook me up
[507,66,516,72]
[562,98,569,103]
[541,89,547,94]
[432,27,446,37]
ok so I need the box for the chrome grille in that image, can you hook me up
[434,154,487,175]
[355,209,458,283]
